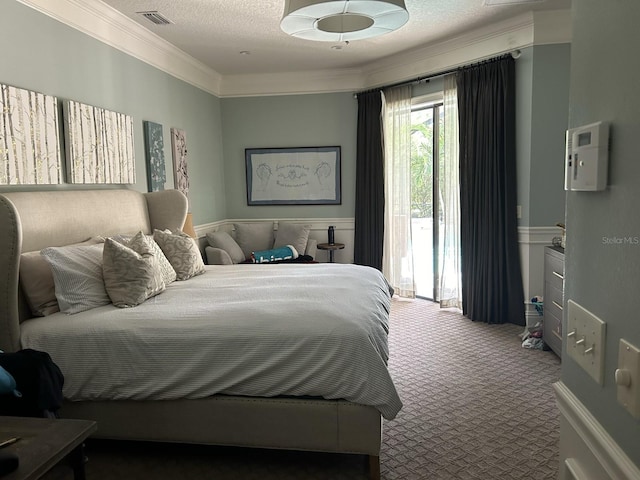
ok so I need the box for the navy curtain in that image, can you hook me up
[354,90,385,270]
[457,56,525,325]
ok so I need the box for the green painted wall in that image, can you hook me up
[564,0,640,467]
[516,47,534,226]
[0,1,226,224]
[529,44,571,227]
[516,44,571,228]
[220,93,357,219]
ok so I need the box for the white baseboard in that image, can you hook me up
[554,381,640,480]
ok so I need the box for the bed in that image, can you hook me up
[0,188,401,479]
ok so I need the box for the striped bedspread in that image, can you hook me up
[20,263,403,419]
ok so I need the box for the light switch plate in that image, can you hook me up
[566,300,606,384]
[617,339,640,419]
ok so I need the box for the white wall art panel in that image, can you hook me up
[64,100,135,184]
[0,83,62,185]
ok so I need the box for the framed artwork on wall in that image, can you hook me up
[64,100,135,184]
[0,83,62,185]
[245,146,341,205]
[144,120,165,192]
[171,127,188,200]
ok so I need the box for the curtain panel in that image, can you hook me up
[382,86,415,298]
[354,90,385,270]
[457,56,525,325]
[440,74,462,309]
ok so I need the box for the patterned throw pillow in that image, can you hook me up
[153,229,206,281]
[111,233,177,285]
[103,233,166,308]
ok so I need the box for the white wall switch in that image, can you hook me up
[566,300,606,384]
[616,339,640,419]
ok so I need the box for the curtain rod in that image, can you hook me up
[354,51,519,98]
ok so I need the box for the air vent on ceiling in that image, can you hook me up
[484,0,545,5]
[136,11,173,25]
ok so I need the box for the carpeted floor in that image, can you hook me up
[56,298,561,479]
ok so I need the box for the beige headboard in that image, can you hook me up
[0,188,188,352]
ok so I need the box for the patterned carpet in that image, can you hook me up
[51,298,561,479]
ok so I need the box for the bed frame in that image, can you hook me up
[0,189,382,479]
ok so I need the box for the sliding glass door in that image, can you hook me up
[410,100,444,300]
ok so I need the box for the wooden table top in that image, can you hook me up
[317,242,345,250]
[0,416,96,480]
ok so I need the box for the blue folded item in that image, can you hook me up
[0,366,22,397]
[252,245,299,263]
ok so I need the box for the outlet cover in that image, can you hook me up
[566,300,606,384]
[617,339,640,419]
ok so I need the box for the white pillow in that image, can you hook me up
[206,231,246,263]
[41,243,110,314]
[153,229,206,281]
[233,223,274,259]
[20,237,104,317]
[103,233,166,308]
[274,223,311,256]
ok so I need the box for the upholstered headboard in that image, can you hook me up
[0,189,188,352]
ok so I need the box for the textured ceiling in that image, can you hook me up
[100,0,571,76]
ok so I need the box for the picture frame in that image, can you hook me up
[170,127,189,199]
[0,83,62,185]
[64,100,135,184]
[143,120,165,192]
[245,146,341,205]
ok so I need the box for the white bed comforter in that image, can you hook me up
[20,264,402,419]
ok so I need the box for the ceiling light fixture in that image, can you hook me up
[281,0,409,42]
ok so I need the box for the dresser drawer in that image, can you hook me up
[545,254,564,290]
[545,284,564,317]
[544,309,563,356]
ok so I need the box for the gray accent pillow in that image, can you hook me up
[41,243,110,314]
[206,231,246,263]
[233,222,274,258]
[103,233,166,308]
[153,229,206,281]
[274,223,311,256]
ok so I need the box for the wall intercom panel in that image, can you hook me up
[564,121,610,191]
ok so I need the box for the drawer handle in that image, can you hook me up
[552,271,564,280]
[552,300,563,310]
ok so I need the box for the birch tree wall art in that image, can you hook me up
[64,100,135,184]
[0,83,62,185]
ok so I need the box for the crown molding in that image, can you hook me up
[17,0,571,98]
[16,0,222,96]
[219,68,365,98]
[361,12,536,89]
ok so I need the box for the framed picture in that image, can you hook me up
[64,100,135,184]
[0,83,62,185]
[245,146,341,205]
[170,127,189,199]
[143,120,165,192]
